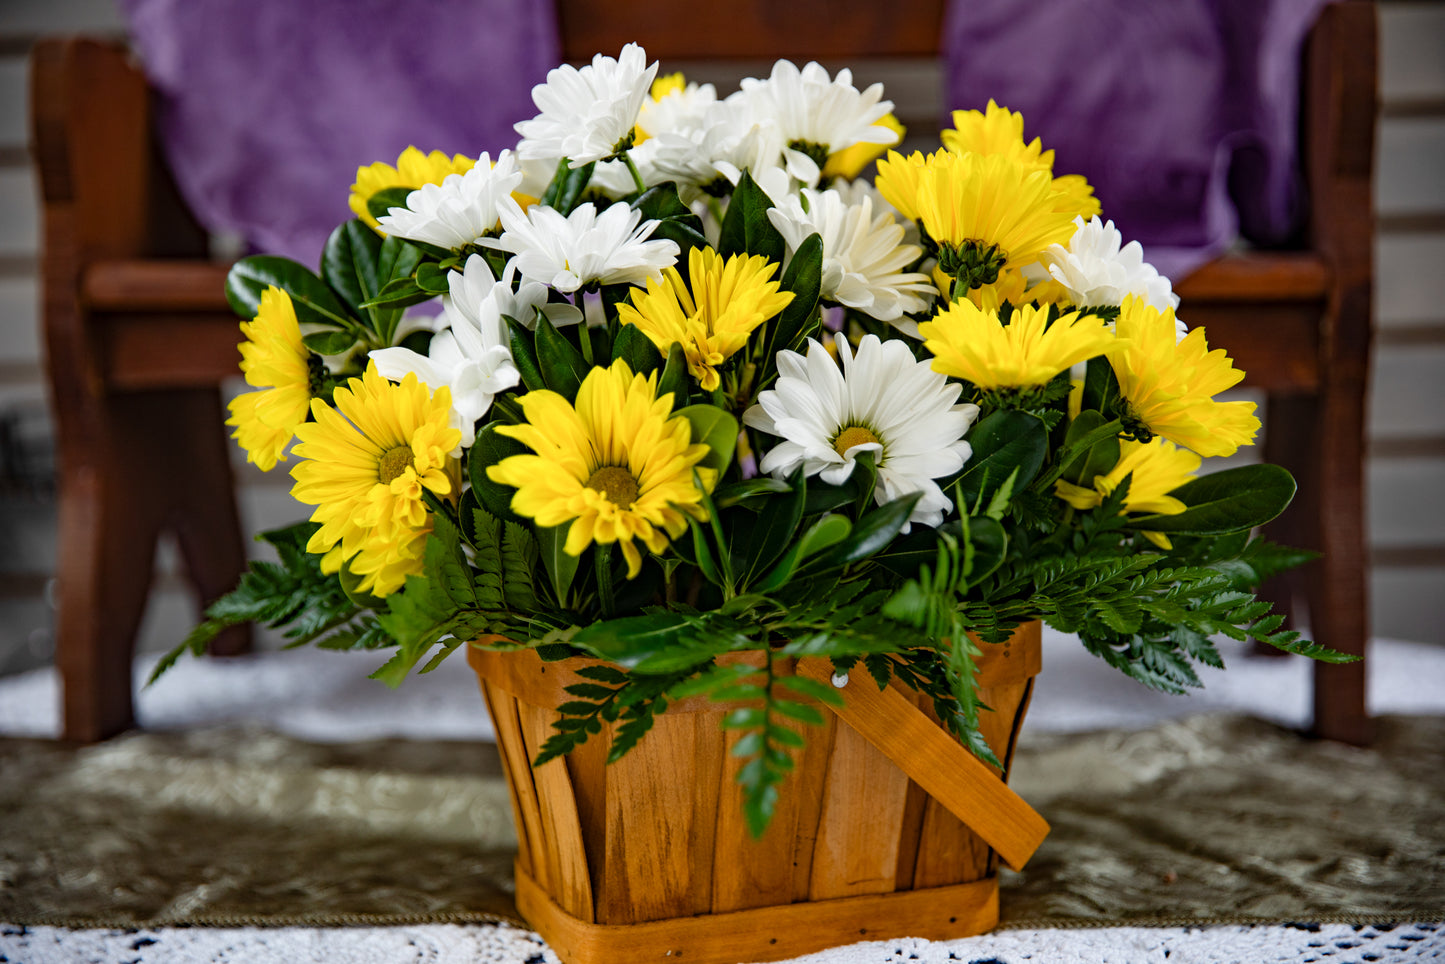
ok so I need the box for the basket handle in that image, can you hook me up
[797,659,1049,871]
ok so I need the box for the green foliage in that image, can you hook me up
[717,170,785,264]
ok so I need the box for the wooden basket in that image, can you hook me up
[468,622,1047,964]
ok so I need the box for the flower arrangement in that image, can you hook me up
[160,44,1351,836]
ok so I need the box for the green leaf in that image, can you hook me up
[807,493,922,572]
[535,312,590,401]
[506,317,547,392]
[631,182,696,223]
[365,186,414,223]
[571,612,696,668]
[301,329,357,355]
[1128,465,1297,534]
[541,158,596,213]
[775,673,845,707]
[713,477,793,510]
[961,516,1008,588]
[954,410,1049,511]
[415,261,452,295]
[537,522,581,607]
[754,512,852,593]
[766,232,823,357]
[738,470,806,586]
[1058,409,1120,485]
[657,342,690,406]
[717,170,785,264]
[468,423,530,523]
[360,276,434,311]
[321,220,385,319]
[226,255,357,330]
[676,405,739,475]
[611,323,662,376]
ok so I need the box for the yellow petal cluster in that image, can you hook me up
[1054,438,1201,549]
[941,100,1100,220]
[1108,295,1261,457]
[349,146,476,230]
[290,364,461,597]
[919,300,1115,391]
[878,149,1079,272]
[226,286,312,471]
[618,247,794,391]
[487,360,716,578]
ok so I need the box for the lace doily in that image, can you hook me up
[3,921,1441,964]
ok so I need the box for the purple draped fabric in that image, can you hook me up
[942,0,1329,281]
[118,0,559,268]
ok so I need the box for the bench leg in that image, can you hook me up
[55,390,250,742]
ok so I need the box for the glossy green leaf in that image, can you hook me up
[301,330,357,355]
[505,316,547,392]
[365,186,413,223]
[226,255,356,329]
[713,477,793,509]
[536,522,581,607]
[954,410,1048,512]
[1128,464,1297,534]
[739,470,806,585]
[611,322,662,376]
[570,611,695,668]
[717,170,785,264]
[767,232,823,357]
[657,342,689,406]
[676,405,739,474]
[534,312,590,401]
[754,513,852,592]
[1058,409,1120,485]
[541,159,596,213]
[321,220,384,318]
[360,276,434,311]
[807,493,922,571]
[468,423,529,523]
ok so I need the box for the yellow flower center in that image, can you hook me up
[834,425,881,458]
[586,465,640,509]
[378,445,415,484]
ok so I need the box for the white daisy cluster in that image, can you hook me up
[361,44,955,489]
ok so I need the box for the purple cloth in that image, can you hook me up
[119,0,558,268]
[942,0,1329,281]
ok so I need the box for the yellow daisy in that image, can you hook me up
[1052,173,1102,221]
[919,299,1115,391]
[226,286,313,471]
[941,100,1052,171]
[874,149,926,221]
[914,150,1079,272]
[822,112,906,181]
[1108,295,1261,457]
[1054,438,1201,549]
[487,360,716,578]
[348,146,476,230]
[942,100,1100,221]
[290,364,461,597]
[617,247,794,392]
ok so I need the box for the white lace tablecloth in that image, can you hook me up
[4,920,1442,963]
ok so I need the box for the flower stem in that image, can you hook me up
[595,543,616,618]
[623,152,647,196]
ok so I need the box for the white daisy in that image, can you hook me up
[767,188,936,330]
[743,333,979,529]
[651,97,789,196]
[488,200,680,293]
[637,81,718,139]
[515,43,658,168]
[375,152,524,251]
[737,61,896,176]
[368,254,532,450]
[1042,216,1179,313]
